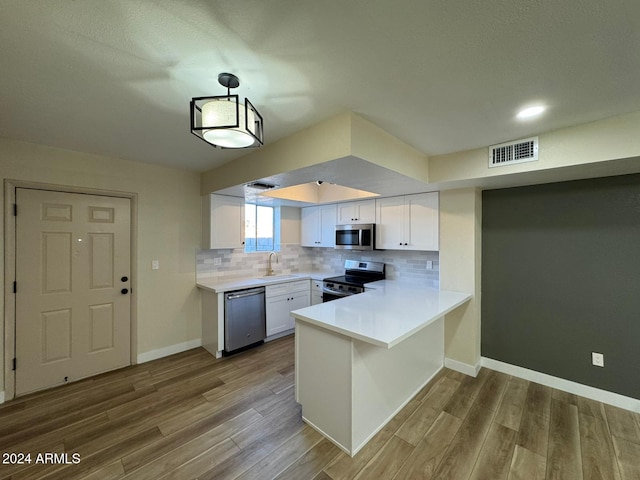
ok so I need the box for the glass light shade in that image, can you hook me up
[201,99,256,148]
[516,105,546,119]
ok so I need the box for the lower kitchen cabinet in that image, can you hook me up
[201,289,224,357]
[265,280,310,337]
[311,279,323,305]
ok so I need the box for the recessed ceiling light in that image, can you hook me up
[516,105,546,119]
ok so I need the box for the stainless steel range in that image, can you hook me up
[322,260,385,302]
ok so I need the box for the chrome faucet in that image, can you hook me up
[267,251,279,276]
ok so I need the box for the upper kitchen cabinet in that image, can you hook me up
[336,199,376,225]
[301,204,337,247]
[376,192,439,251]
[202,194,245,249]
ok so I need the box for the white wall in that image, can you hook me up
[1,138,202,395]
[428,110,640,187]
[440,188,482,373]
[280,206,301,244]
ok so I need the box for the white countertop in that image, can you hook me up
[196,271,338,293]
[291,280,472,348]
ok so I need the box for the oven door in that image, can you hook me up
[322,288,352,302]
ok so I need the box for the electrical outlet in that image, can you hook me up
[426,260,433,269]
[213,257,222,266]
[592,352,604,367]
[151,260,160,270]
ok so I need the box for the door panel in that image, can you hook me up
[89,303,115,352]
[89,233,115,288]
[42,232,73,293]
[41,309,72,362]
[15,188,131,396]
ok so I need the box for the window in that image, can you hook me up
[245,204,280,252]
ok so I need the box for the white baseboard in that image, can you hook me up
[482,357,640,413]
[137,338,202,364]
[0,391,4,404]
[264,330,294,343]
[445,357,481,377]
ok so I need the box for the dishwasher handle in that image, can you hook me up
[226,288,265,300]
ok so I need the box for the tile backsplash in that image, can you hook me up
[197,245,439,286]
[197,244,315,280]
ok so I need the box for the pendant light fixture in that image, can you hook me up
[190,73,264,148]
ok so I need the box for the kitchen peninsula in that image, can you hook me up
[291,282,471,456]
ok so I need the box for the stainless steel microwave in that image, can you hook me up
[335,224,375,250]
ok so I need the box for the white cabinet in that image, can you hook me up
[202,194,245,249]
[311,279,323,305]
[301,204,336,247]
[375,195,405,249]
[201,290,224,357]
[375,192,439,251]
[265,280,310,337]
[337,199,376,225]
[265,295,293,337]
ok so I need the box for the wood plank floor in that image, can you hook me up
[1,335,639,480]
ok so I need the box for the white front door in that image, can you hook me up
[15,188,131,396]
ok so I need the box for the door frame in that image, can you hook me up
[3,179,138,401]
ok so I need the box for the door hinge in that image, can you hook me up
[13,203,17,216]
[13,281,17,293]
[13,358,16,371]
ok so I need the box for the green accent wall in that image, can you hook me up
[482,173,640,399]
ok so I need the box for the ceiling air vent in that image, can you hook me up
[245,181,277,190]
[489,136,538,168]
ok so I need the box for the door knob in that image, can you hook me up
[121,276,128,282]
[121,288,129,294]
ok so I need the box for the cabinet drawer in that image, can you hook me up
[311,280,322,292]
[290,279,310,293]
[266,279,310,298]
[266,283,290,297]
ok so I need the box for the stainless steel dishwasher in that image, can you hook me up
[224,286,266,355]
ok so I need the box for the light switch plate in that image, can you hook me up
[152,260,160,270]
[592,352,604,367]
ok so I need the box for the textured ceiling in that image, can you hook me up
[1,1,639,172]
